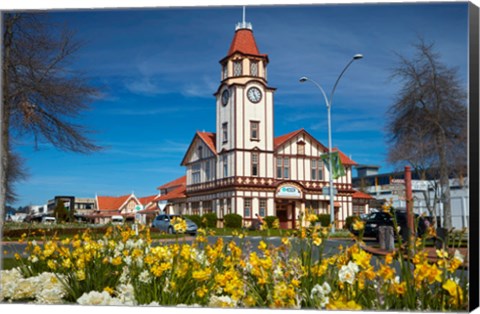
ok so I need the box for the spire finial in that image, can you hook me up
[236,6,252,30]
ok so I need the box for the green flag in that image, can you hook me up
[321,151,345,179]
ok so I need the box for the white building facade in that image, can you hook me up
[165,20,358,229]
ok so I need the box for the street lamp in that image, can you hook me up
[300,54,363,233]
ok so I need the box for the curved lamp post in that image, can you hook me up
[300,54,363,233]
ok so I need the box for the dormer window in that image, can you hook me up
[250,60,258,76]
[233,60,242,76]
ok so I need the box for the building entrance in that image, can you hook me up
[275,201,296,229]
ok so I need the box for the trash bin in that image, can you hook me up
[379,226,395,252]
[435,227,448,249]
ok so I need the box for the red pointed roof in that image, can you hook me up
[223,28,268,62]
[97,195,132,211]
[228,28,260,55]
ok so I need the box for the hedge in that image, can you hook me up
[184,215,202,227]
[201,213,218,228]
[317,214,331,227]
[264,216,278,229]
[223,214,242,228]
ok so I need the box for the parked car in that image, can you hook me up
[350,211,428,240]
[41,216,56,224]
[111,215,124,225]
[152,214,198,236]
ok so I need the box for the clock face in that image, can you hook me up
[247,87,262,103]
[221,89,229,106]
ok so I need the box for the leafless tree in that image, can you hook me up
[387,38,467,230]
[1,13,101,224]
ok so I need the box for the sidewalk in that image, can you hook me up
[361,243,469,269]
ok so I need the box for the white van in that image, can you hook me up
[111,215,124,225]
[42,216,56,224]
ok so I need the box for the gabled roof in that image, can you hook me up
[96,194,136,211]
[157,176,186,190]
[138,195,157,206]
[332,148,357,166]
[222,28,269,62]
[352,190,374,199]
[156,185,186,201]
[274,128,306,149]
[197,132,217,155]
[274,128,356,165]
[181,131,217,166]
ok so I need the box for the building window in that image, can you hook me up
[311,159,324,181]
[205,160,211,181]
[283,157,290,179]
[276,158,282,178]
[306,200,320,214]
[233,60,242,76]
[222,123,228,143]
[251,152,259,176]
[192,163,201,184]
[218,199,224,218]
[222,64,228,79]
[297,142,305,155]
[259,199,267,217]
[198,146,203,159]
[250,121,259,140]
[192,202,200,215]
[226,198,232,214]
[223,155,228,177]
[250,60,258,76]
[203,201,212,214]
[244,198,252,217]
[276,157,290,179]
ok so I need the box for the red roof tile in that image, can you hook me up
[333,148,357,166]
[157,176,186,190]
[228,28,262,57]
[156,185,186,201]
[97,195,132,211]
[352,190,374,199]
[197,131,217,155]
[138,195,157,206]
[274,129,305,149]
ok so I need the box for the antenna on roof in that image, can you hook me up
[236,5,252,30]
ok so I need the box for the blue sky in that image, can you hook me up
[8,2,469,206]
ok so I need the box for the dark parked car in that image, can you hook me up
[152,214,198,236]
[350,211,428,240]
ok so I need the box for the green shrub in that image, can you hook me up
[223,214,242,228]
[201,213,218,228]
[317,214,331,227]
[185,215,202,227]
[344,216,360,230]
[264,216,278,229]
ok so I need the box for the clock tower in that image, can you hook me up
[214,16,276,179]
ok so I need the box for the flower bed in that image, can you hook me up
[1,219,469,310]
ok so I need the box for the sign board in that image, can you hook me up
[322,186,338,196]
[390,179,405,185]
[276,185,302,198]
[135,205,143,211]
